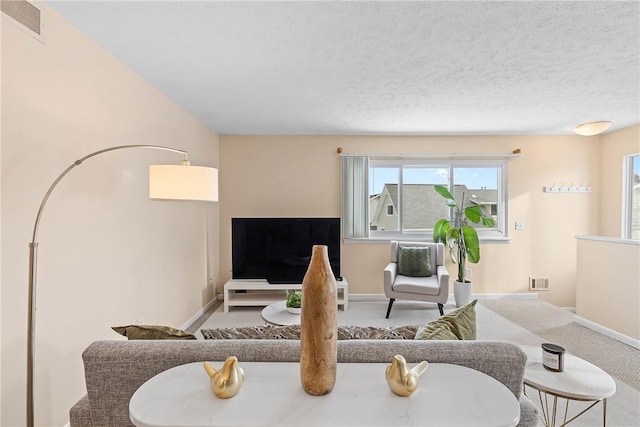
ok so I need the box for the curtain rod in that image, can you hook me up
[336,148,522,160]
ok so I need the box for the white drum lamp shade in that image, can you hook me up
[149,164,218,202]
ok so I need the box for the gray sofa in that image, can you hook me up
[70,339,538,427]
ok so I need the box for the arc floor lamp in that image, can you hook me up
[26,144,218,427]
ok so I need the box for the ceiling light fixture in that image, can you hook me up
[573,121,613,136]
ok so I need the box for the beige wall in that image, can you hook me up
[576,126,640,341]
[576,237,640,340]
[220,134,601,307]
[0,12,3,423]
[1,4,219,426]
[599,126,640,237]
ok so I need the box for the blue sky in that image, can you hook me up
[369,155,639,195]
[370,167,497,194]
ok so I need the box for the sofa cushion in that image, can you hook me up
[397,246,432,277]
[415,300,477,340]
[338,325,418,340]
[417,323,459,340]
[392,275,441,295]
[201,325,418,340]
[201,325,301,340]
[112,325,196,340]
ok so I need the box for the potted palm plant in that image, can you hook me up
[285,290,302,314]
[432,185,495,307]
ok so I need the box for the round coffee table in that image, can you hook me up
[261,301,301,326]
[520,345,616,427]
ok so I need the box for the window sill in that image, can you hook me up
[344,235,511,244]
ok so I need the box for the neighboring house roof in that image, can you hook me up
[370,183,497,230]
[385,185,398,210]
[467,188,498,206]
[403,184,448,229]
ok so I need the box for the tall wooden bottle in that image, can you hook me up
[300,245,338,395]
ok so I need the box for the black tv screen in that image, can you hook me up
[232,218,341,284]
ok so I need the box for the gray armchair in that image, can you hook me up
[383,241,450,318]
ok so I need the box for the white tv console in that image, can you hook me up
[223,279,349,313]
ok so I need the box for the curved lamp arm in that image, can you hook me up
[26,144,195,427]
[30,145,187,244]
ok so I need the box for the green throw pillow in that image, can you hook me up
[397,246,432,277]
[112,325,197,340]
[417,324,459,340]
[414,300,477,340]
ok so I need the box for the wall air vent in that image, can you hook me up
[1,0,41,35]
[529,277,549,291]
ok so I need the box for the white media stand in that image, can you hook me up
[223,279,349,313]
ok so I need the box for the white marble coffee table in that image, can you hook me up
[130,361,521,427]
[261,301,301,326]
[520,345,616,426]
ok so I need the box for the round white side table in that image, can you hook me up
[260,301,301,326]
[520,345,616,426]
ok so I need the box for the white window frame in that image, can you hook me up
[368,158,509,242]
[622,153,640,240]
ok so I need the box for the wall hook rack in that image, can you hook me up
[543,184,592,193]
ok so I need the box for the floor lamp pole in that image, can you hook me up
[26,145,188,427]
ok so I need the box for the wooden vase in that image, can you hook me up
[300,245,338,395]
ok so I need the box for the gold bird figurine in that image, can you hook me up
[203,356,245,399]
[385,354,429,397]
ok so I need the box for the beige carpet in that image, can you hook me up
[192,298,640,427]
[196,300,548,343]
[481,299,640,391]
[480,299,640,427]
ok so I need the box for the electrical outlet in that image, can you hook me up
[515,221,524,230]
[465,268,472,278]
[137,318,143,325]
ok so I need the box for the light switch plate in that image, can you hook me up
[515,221,524,230]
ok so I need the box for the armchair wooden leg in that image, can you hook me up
[385,298,395,319]
[438,303,444,316]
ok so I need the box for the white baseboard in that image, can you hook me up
[574,315,640,350]
[349,293,539,303]
[348,294,388,302]
[469,293,539,300]
[180,296,218,330]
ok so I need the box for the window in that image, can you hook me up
[623,154,640,240]
[368,159,507,240]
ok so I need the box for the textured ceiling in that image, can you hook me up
[46,1,639,136]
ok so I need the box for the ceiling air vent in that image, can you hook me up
[1,0,41,35]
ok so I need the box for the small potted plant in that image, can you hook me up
[285,290,302,314]
[432,185,495,307]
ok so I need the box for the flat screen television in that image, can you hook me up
[232,217,341,284]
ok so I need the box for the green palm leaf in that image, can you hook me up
[434,185,455,202]
[482,216,496,227]
[464,205,482,224]
[462,226,480,263]
[433,219,450,243]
